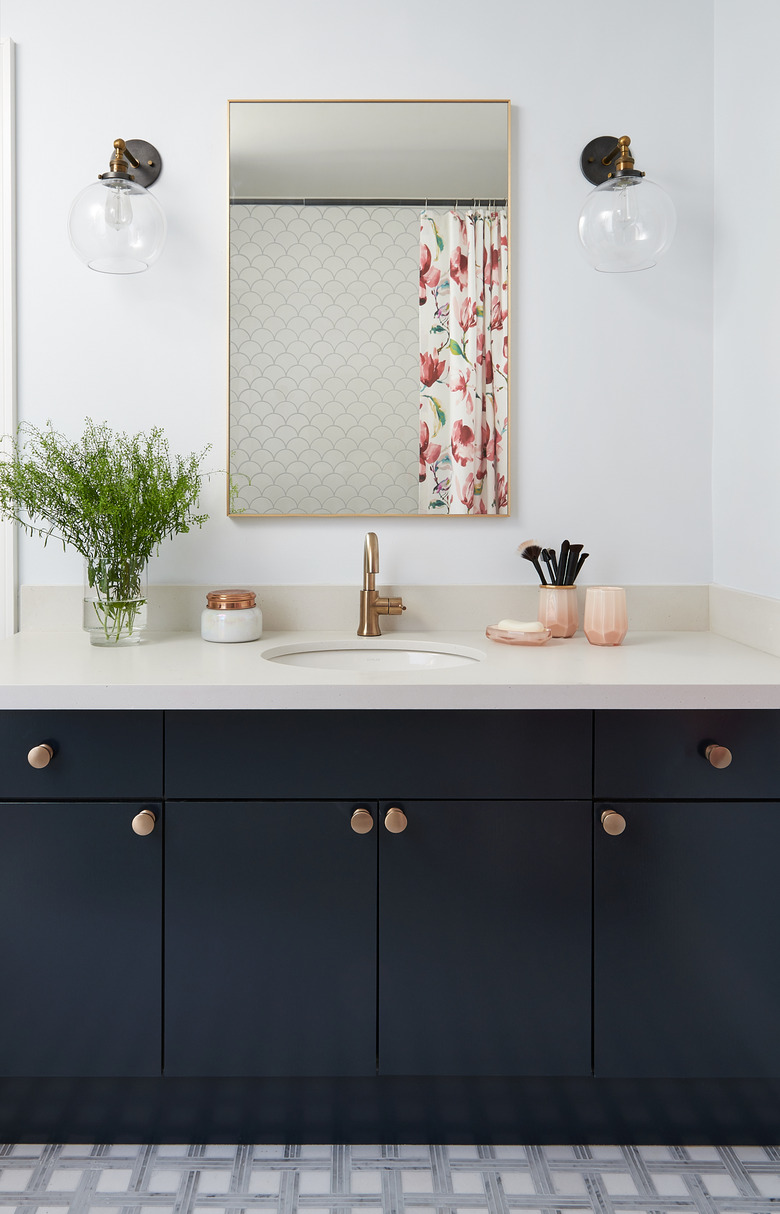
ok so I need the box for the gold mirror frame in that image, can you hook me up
[227,99,511,518]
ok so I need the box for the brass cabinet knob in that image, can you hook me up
[350,807,374,834]
[131,808,156,836]
[705,743,732,769]
[27,743,54,769]
[601,808,626,836]
[384,806,408,834]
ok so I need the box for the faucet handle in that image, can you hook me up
[380,596,405,617]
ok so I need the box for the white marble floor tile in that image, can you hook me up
[3,1143,780,1214]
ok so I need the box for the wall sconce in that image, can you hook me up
[577,135,676,273]
[67,139,166,274]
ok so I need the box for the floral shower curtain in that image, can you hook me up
[419,208,508,514]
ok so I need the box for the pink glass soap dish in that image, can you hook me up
[486,624,552,646]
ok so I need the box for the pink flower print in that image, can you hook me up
[483,245,501,288]
[420,352,446,388]
[419,421,442,482]
[476,331,485,366]
[485,351,494,385]
[451,420,475,467]
[419,243,441,305]
[457,297,477,332]
[503,334,508,364]
[457,472,475,511]
[485,423,503,464]
[496,474,508,510]
[481,419,492,458]
[490,297,507,331]
[450,247,469,290]
[452,371,470,398]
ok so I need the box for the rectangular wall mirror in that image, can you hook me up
[228,100,510,517]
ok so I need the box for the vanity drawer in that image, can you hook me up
[0,711,163,800]
[165,710,592,800]
[595,710,780,800]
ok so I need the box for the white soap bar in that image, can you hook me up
[496,618,546,633]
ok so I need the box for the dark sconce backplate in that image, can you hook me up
[580,135,622,186]
[124,139,163,189]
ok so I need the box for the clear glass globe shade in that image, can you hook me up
[577,176,676,273]
[67,179,166,274]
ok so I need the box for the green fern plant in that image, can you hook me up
[0,420,211,643]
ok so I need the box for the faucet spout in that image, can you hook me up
[357,531,405,637]
[363,531,379,591]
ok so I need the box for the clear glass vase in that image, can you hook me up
[83,559,148,646]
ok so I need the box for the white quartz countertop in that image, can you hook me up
[1,629,780,709]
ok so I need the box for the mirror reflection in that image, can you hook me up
[229,100,510,516]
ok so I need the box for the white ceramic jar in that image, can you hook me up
[201,589,263,643]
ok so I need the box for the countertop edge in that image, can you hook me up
[3,630,780,710]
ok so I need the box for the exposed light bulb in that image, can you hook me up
[68,138,165,273]
[105,182,133,230]
[577,135,676,273]
[578,177,676,273]
[612,179,641,248]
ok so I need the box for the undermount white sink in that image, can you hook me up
[262,638,484,672]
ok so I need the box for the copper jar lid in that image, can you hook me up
[205,589,256,610]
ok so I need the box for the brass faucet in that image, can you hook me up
[357,532,406,637]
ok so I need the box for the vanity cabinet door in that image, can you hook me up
[0,802,162,1077]
[378,800,592,1076]
[164,800,377,1077]
[595,800,780,1078]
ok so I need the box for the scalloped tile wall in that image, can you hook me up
[230,205,423,515]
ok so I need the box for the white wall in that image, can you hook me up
[0,0,714,589]
[713,0,780,597]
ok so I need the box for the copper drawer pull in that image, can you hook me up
[384,806,408,833]
[131,808,156,836]
[27,744,54,769]
[350,808,374,834]
[705,744,732,769]
[601,808,626,835]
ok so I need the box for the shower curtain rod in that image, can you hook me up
[231,197,508,208]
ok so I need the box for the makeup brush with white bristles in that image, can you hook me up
[517,540,547,585]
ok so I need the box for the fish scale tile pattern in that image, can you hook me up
[229,204,423,516]
[3,1145,780,1214]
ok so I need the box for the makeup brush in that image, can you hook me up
[557,540,570,585]
[517,540,547,585]
[574,551,589,581]
[541,548,556,585]
[565,543,583,585]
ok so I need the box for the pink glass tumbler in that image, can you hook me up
[584,586,628,646]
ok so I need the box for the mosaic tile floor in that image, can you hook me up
[3,1144,780,1214]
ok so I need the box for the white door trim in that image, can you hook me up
[0,38,17,637]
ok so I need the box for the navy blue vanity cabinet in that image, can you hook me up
[164,799,378,1077]
[379,798,591,1076]
[164,710,592,802]
[164,709,592,1080]
[0,711,163,1078]
[594,710,780,1079]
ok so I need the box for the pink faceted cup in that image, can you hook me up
[538,585,578,638]
[584,586,628,646]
